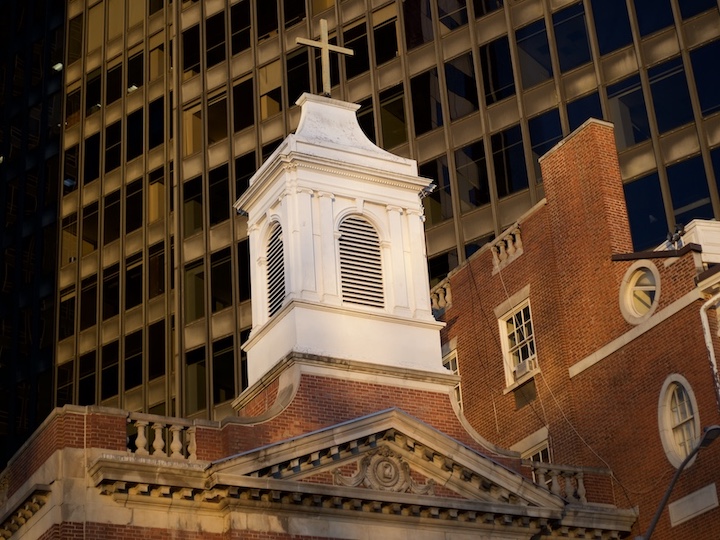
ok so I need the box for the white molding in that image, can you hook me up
[569,288,703,378]
[669,483,718,527]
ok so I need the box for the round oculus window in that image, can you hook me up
[619,261,660,324]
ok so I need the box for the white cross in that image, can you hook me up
[296,19,354,97]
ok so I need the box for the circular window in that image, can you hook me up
[620,261,660,324]
[658,375,701,468]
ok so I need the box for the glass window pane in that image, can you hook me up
[235,151,256,199]
[285,0,306,27]
[257,0,278,40]
[64,144,79,194]
[58,289,75,341]
[233,78,254,131]
[379,84,407,148]
[212,337,235,404]
[65,87,81,127]
[516,19,552,89]
[126,108,144,161]
[455,140,490,212]
[314,36,340,91]
[107,0,124,40]
[68,15,83,64]
[106,64,122,105]
[634,0,674,37]
[411,69,443,136]
[567,91,602,131]
[149,97,164,149]
[357,97,376,143]
[649,57,693,133]
[419,156,453,227]
[238,239,251,302]
[105,121,122,172]
[690,40,720,116]
[231,1,251,55]
[211,248,232,312]
[125,254,143,309]
[444,53,478,121]
[127,51,144,91]
[479,36,515,105]
[103,263,120,319]
[312,0,333,15]
[87,2,105,52]
[101,341,119,401]
[209,165,229,225]
[373,9,398,65]
[185,260,205,322]
[287,50,310,106]
[624,171,668,250]
[80,276,97,331]
[438,0,468,34]
[81,202,99,255]
[492,125,528,197]
[149,43,165,80]
[529,109,562,180]
[126,179,143,234]
[124,330,143,391]
[182,25,200,80]
[61,213,78,265]
[148,321,165,380]
[590,0,632,55]
[183,177,203,237]
[86,69,102,116]
[552,3,591,72]
[259,61,282,120]
[148,243,165,299]
[403,0,433,50]
[104,191,121,244]
[78,352,96,406]
[344,21,370,78]
[607,75,650,150]
[148,168,165,222]
[473,0,503,18]
[84,133,100,184]
[680,0,717,19]
[182,103,202,156]
[667,155,712,226]
[207,96,228,144]
[206,12,226,68]
[185,347,206,414]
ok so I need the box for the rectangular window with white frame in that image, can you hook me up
[500,299,537,386]
[442,349,462,410]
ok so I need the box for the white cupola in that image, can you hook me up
[234,93,445,387]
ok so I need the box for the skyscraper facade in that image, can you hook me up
[26,0,720,451]
[0,0,65,465]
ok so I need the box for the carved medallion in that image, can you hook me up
[332,446,434,495]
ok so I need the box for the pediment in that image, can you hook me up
[210,408,562,509]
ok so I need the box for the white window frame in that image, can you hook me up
[499,299,538,388]
[619,260,660,325]
[658,374,701,468]
[442,349,462,410]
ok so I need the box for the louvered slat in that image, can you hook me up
[338,217,384,308]
[267,223,285,316]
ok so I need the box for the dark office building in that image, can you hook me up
[5,0,720,465]
[0,0,65,465]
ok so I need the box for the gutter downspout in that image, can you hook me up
[700,291,720,412]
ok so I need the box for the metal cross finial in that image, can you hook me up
[296,19,354,97]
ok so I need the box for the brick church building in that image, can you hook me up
[433,119,720,539]
[2,91,713,539]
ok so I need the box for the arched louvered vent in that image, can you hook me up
[267,222,285,316]
[339,216,384,308]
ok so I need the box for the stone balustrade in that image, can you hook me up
[491,225,523,274]
[524,461,613,505]
[127,413,197,461]
[430,279,452,317]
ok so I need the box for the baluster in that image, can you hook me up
[576,472,586,504]
[564,473,574,501]
[492,246,500,270]
[549,470,561,497]
[497,241,508,262]
[535,467,547,487]
[169,425,184,459]
[187,426,198,461]
[152,423,166,456]
[134,420,149,455]
[431,292,439,311]
[514,229,523,252]
[437,287,447,309]
[506,233,517,256]
[444,284,452,305]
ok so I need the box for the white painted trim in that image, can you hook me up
[569,289,703,378]
[510,426,549,455]
[618,260,661,325]
[669,483,718,527]
[658,374,701,469]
